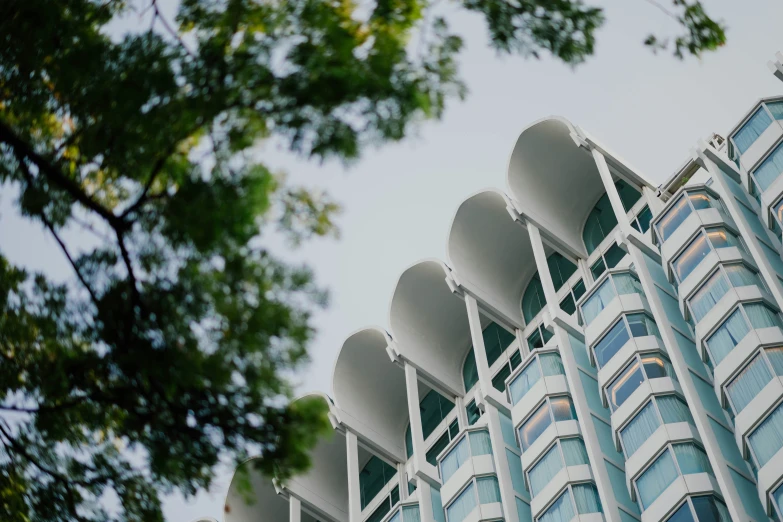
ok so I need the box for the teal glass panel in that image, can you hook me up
[528,444,563,497]
[522,275,547,323]
[708,417,747,471]
[499,411,518,449]
[539,489,575,522]
[636,449,678,509]
[754,140,783,192]
[510,350,522,369]
[734,106,772,154]
[573,483,602,514]
[633,205,653,233]
[594,319,630,368]
[749,401,783,466]
[605,243,627,269]
[405,424,413,459]
[446,483,476,522]
[672,443,712,475]
[506,448,525,494]
[690,371,725,421]
[420,390,455,440]
[516,497,532,522]
[548,252,577,291]
[431,486,446,522]
[463,350,478,392]
[360,456,396,509]
[476,476,501,504]
[579,369,605,414]
[729,467,767,521]
[465,400,480,426]
[560,292,576,315]
[673,328,708,378]
[483,322,515,366]
[593,414,623,460]
[426,431,451,467]
[617,179,642,211]
[591,257,607,279]
[606,460,640,515]
[492,362,512,392]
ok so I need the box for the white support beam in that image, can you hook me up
[345,431,362,522]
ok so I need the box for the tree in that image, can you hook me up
[0,0,724,520]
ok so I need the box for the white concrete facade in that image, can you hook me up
[223,55,783,522]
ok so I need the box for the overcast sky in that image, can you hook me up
[2,1,783,520]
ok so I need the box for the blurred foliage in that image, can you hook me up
[0,0,723,520]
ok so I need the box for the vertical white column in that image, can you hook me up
[464,294,492,393]
[591,149,633,232]
[528,221,621,522]
[289,496,302,522]
[484,404,520,522]
[416,480,437,522]
[346,430,362,522]
[455,396,469,429]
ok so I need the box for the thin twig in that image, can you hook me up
[150,0,196,58]
[14,156,101,308]
[642,0,679,21]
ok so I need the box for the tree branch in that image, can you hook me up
[150,0,196,58]
[0,119,127,232]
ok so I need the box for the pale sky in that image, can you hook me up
[2,1,783,521]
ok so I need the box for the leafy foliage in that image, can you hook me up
[643,0,726,59]
[0,0,724,520]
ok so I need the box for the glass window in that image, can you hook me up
[749,401,783,467]
[617,179,642,211]
[672,442,712,475]
[465,400,481,426]
[528,444,563,497]
[476,476,501,504]
[522,275,547,323]
[420,390,455,440]
[672,228,744,283]
[706,309,749,366]
[510,350,522,369]
[582,278,616,325]
[733,106,772,154]
[607,354,675,411]
[509,359,541,405]
[548,252,577,291]
[724,264,762,289]
[621,401,660,458]
[463,350,478,392]
[594,319,630,368]
[632,205,653,233]
[627,313,660,338]
[538,488,575,522]
[746,302,783,329]
[774,198,783,232]
[360,456,397,509]
[508,353,564,405]
[753,140,783,193]
[506,448,525,494]
[518,397,576,450]
[560,292,576,315]
[657,395,693,424]
[499,411,517,448]
[427,431,451,466]
[636,449,678,509]
[482,322,515,367]
[592,257,607,279]
[527,324,553,351]
[667,502,695,522]
[446,482,476,522]
[440,437,469,482]
[405,424,413,459]
[605,243,627,270]
[673,233,711,282]
[689,270,729,323]
[573,483,602,514]
[491,362,512,393]
[584,193,619,255]
[656,194,692,243]
[726,354,772,414]
[468,430,492,456]
[572,279,586,300]
[614,272,644,295]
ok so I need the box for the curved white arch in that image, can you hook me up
[225,394,348,522]
[332,327,408,460]
[389,259,478,395]
[447,189,535,327]
[506,116,606,258]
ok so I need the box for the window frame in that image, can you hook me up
[729,103,776,156]
[534,482,603,522]
[443,474,502,522]
[591,312,661,369]
[617,393,693,459]
[506,351,565,406]
[663,495,730,522]
[579,269,644,326]
[525,436,589,497]
[516,395,577,451]
[605,352,676,412]
[686,263,765,324]
[705,301,783,367]
[653,188,724,245]
[671,226,746,284]
[437,428,493,483]
[633,442,713,511]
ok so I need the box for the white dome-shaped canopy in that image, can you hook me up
[332,328,407,461]
[447,189,536,327]
[506,117,605,258]
[226,394,348,522]
[389,260,476,395]
[225,461,289,522]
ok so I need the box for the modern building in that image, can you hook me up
[223,53,783,522]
